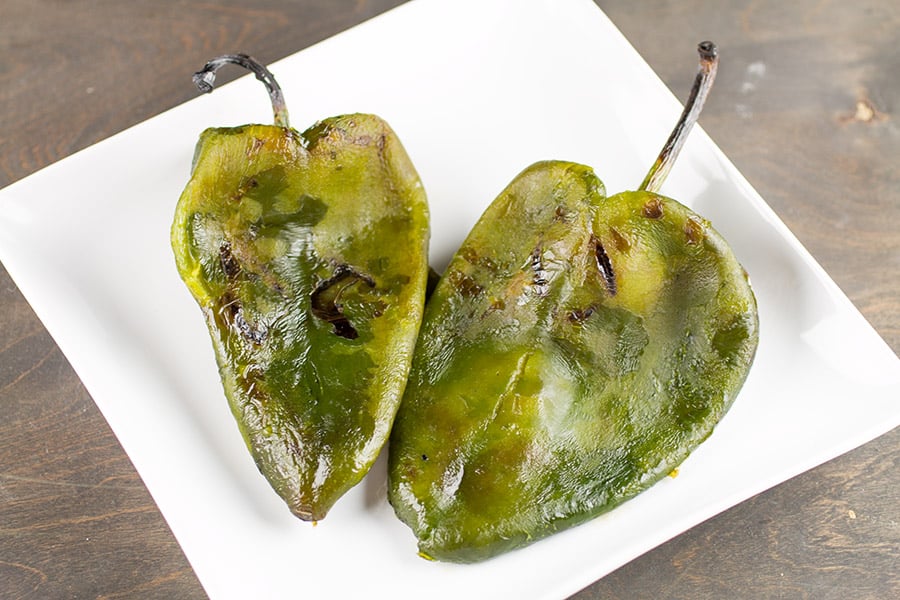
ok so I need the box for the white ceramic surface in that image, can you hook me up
[1,0,898,598]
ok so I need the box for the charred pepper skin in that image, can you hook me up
[389,162,757,561]
[172,57,429,521]
[388,42,758,562]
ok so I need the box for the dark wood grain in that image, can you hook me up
[0,1,897,599]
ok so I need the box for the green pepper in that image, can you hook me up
[171,55,429,521]
[388,42,758,562]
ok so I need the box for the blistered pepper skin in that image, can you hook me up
[172,114,429,521]
[388,160,758,562]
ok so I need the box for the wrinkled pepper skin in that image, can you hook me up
[172,114,429,521]
[388,160,758,562]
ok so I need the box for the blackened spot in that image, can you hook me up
[593,236,617,296]
[333,320,359,339]
[531,246,550,297]
[310,264,376,339]
[219,242,240,280]
[421,454,428,461]
[642,197,664,219]
[220,291,267,345]
[568,306,596,323]
[234,307,267,344]
[218,244,267,344]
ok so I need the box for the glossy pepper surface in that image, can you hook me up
[171,55,429,521]
[388,42,758,562]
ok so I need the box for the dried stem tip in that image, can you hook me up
[639,41,719,194]
[193,53,290,129]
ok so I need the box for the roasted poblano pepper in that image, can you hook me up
[389,42,759,562]
[172,55,429,521]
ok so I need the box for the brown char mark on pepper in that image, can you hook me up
[642,196,664,219]
[531,245,550,297]
[231,176,259,202]
[592,235,617,296]
[227,293,268,344]
[447,268,484,298]
[568,305,596,324]
[684,216,705,244]
[310,264,376,339]
[218,242,268,345]
[220,241,241,279]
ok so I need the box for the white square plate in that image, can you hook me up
[1,0,898,598]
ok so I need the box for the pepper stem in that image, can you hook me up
[193,53,290,129]
[638,41,718,193]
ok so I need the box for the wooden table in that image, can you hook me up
[1,1,897,598]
